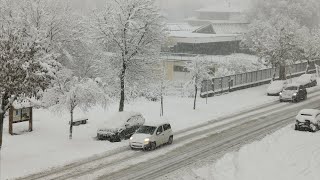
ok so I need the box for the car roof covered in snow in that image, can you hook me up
[100,111,143,129]
[267,80,287,93]
[298,109,320,116]
[296,109,320,123]
[297,74,315,84]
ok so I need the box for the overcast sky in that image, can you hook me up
[70,0,252,21]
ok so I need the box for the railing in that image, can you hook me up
[200,60,320,97]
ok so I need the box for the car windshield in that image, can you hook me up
[136,126,156,135]
[285,86,297,90]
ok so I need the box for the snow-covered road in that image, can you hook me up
[17,91,320,180]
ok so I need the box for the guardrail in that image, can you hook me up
[200,60,320,98]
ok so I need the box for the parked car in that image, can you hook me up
[295,109,320,132]
[296,74,317,88]
[279,84,307,102]
[267,80,288,96]
[129,122,173,151]
[97,112,145,142]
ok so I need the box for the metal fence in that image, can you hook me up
[200,60,320,97]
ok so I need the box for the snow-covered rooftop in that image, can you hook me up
[161,53,259,63]
[195,4,245,13]
[186,17,249,24]
[167,23,199,32]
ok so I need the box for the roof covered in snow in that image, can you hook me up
[195,6,242,13]
[167,23,199,32]
[168,31,242,43]
[161,53,259,63]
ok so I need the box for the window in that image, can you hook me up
[174,65,188,72]
[156,126,163,134]
[137,126,156,135]
[285,86,297,90]
[163,124,171,131]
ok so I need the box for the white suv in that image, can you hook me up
[129,122,173,150]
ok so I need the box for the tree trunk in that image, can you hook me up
[160,95,163,116]
[279,65,286,80]
[69,109,73,140]
[0,112,4,150]
[305,60,310,74]
[119,69,125,112]
[193,85,198,110]
[0,94,7,150]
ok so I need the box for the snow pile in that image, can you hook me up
[206,126,320,180]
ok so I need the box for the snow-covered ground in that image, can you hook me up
[186,125,320,180]
[1,78,320,179]
[1,85,278,179]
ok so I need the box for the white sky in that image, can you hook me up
[70,0,252,21]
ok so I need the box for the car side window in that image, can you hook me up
[163,124,171,131]
[156,126,163,135]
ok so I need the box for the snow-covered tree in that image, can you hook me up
[91,0,166,112]
[295,27,320,73]
[42,69,109,139]
[249,0,320,30]
[243,14,301,80]
[245,0,320,79]
[184,57,212,110]
[0,0,60,149]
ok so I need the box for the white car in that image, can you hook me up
[129,122,173,150]
[267,80,288,96]
[296,74,317,88]
[295,109,320,132]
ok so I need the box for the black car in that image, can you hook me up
[279,84,307,102]
[97,112,145,142]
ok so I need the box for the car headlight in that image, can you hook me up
[130,136,133,140]
[144,138,150,144]
[293,93,297,96]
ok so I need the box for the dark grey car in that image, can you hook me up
[279,84,307,102]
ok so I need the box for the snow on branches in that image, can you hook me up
[0,0,63,148]
[184,57,213,110]
[91,0,166,111]
[42,69,110,139]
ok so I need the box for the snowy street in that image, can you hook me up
[16,90,320,180]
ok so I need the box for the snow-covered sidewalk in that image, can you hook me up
[188,125,320,180]
[1,82,319,179]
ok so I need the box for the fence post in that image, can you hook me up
[220,78,223,94]
[212,78,215,95]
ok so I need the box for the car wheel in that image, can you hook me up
[294,124,299,130]
[304,94,307,100]
[167,136,173,145]
[150,142,156,151]
[309,124,317,132]
[279,99,283,102]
